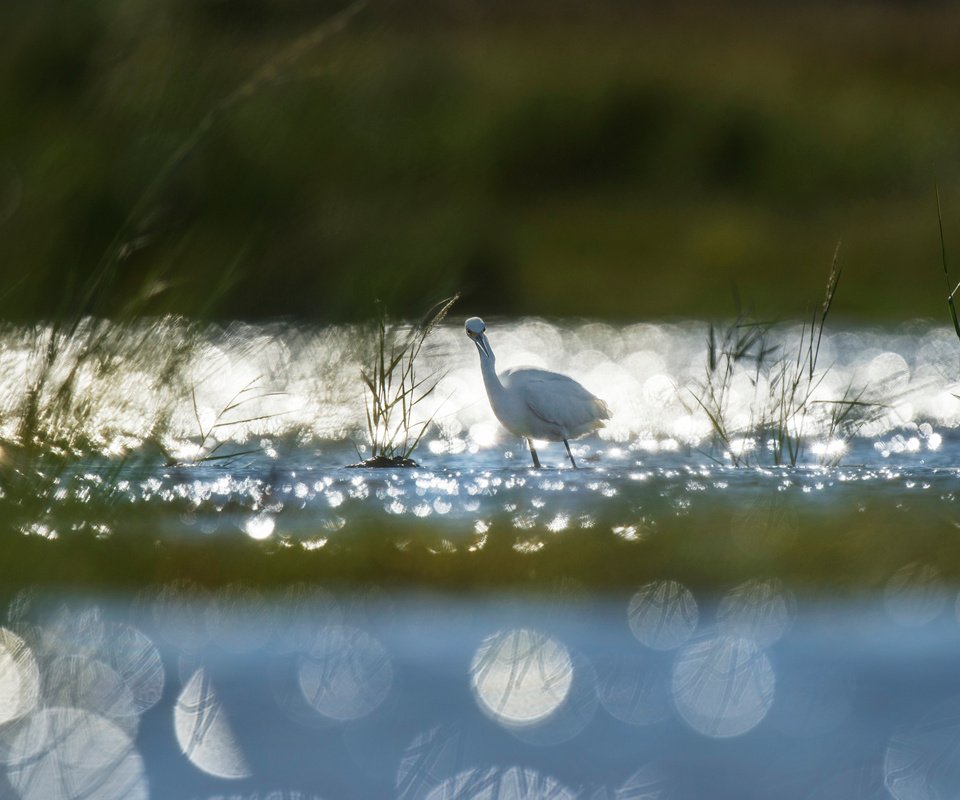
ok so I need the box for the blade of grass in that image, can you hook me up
[938,185,960,342]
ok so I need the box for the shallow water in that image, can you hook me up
[3,317,960,798]
[4,317,959,542]
[1,316,958,459]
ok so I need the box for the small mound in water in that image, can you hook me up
[348,455,419,468]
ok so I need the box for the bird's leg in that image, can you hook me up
[527,439,542,469]
[563,438,578,469]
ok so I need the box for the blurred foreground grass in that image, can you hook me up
[1,0,960,321]
[2,487,958,599]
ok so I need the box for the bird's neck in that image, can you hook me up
[478,343,505,399]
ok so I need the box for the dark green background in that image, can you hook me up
[2,0,959,322]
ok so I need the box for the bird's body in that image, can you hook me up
[465,317,610,468]
[483,366,609,441]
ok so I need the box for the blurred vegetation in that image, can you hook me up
[3,485,960,596]
[1,0,960,322]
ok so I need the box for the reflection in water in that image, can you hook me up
[885,695,960,800]
[507,650,598,746]
[150,580,213,653]
[627,581,699,651]
[611,762,674,800]
[175,668,251,779]
[297,625,393,721]
[102,623,165,716]
[5,707,148,800]
[43,655,139,736]
[671,635,775,738]
[717,578,795,647]
[0,628,40,727]
[594,652,673,727]
[4,587,960,796]
[205,583,273,654]
[397,725,470,800]
[0,599,167,797]
[470,629,573,728]
[424,766,576,800]
[270,584,343,655]
[767,664,855,740]
[8,604,166,745]
[883,563,947,627]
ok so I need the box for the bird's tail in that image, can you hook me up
[595,397,612,421]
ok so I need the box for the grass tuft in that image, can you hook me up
[938,185,960,344]
[359,294,459,465]
[690,243,879,467]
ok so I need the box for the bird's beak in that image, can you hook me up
[472,333,490,358]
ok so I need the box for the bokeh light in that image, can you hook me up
[0,628,40,727]
[397,725,469,800]
[767,664,855,740]
[297,625,393,722]
[671,635,775,738]
[507,650,598,746]
[470,629,573,728]
[5,707,148,800]
[175,668,251,780]
[424,766,576,800]
[885,695,960,800]
[628,581,699,651]
[717,579,795,647]
[884,563,947,627]
[594,652,672,727]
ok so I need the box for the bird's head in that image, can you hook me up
[464,317,491,358]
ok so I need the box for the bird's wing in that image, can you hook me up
[501,367,611,432]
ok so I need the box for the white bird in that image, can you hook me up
[465,317,611,468]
